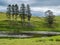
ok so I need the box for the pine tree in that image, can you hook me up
[20,3,26,25]
[11,4,15,20]
[6,4,11,20]
[15,4,19,21]
[26,4,31,22]
[45,10,55,27]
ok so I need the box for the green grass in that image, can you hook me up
[0,13,60,31]
[0,36,60,45]
[0,13,60,45]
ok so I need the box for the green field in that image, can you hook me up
[0,13,60,45]
[0,13,60,31]
[0,36,60,45]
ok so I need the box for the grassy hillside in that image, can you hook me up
[0,35,60,45]
[0,13,60,31]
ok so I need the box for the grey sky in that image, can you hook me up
[0,0,60,16]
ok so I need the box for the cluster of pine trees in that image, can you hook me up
[6,4,32,24]
[6,4,55,27]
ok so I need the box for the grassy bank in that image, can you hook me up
[0,35,60,45]
[0,13,60,31]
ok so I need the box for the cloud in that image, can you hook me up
[0,6,7,12]
[4,0,36,5]
[31,6,60,16]
[31,0,60,7]
[0,0,8,6]
[0,0,60,16]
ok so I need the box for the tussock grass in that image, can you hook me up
[0,35,60,45]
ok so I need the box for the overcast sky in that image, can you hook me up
[0,0,60,16]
